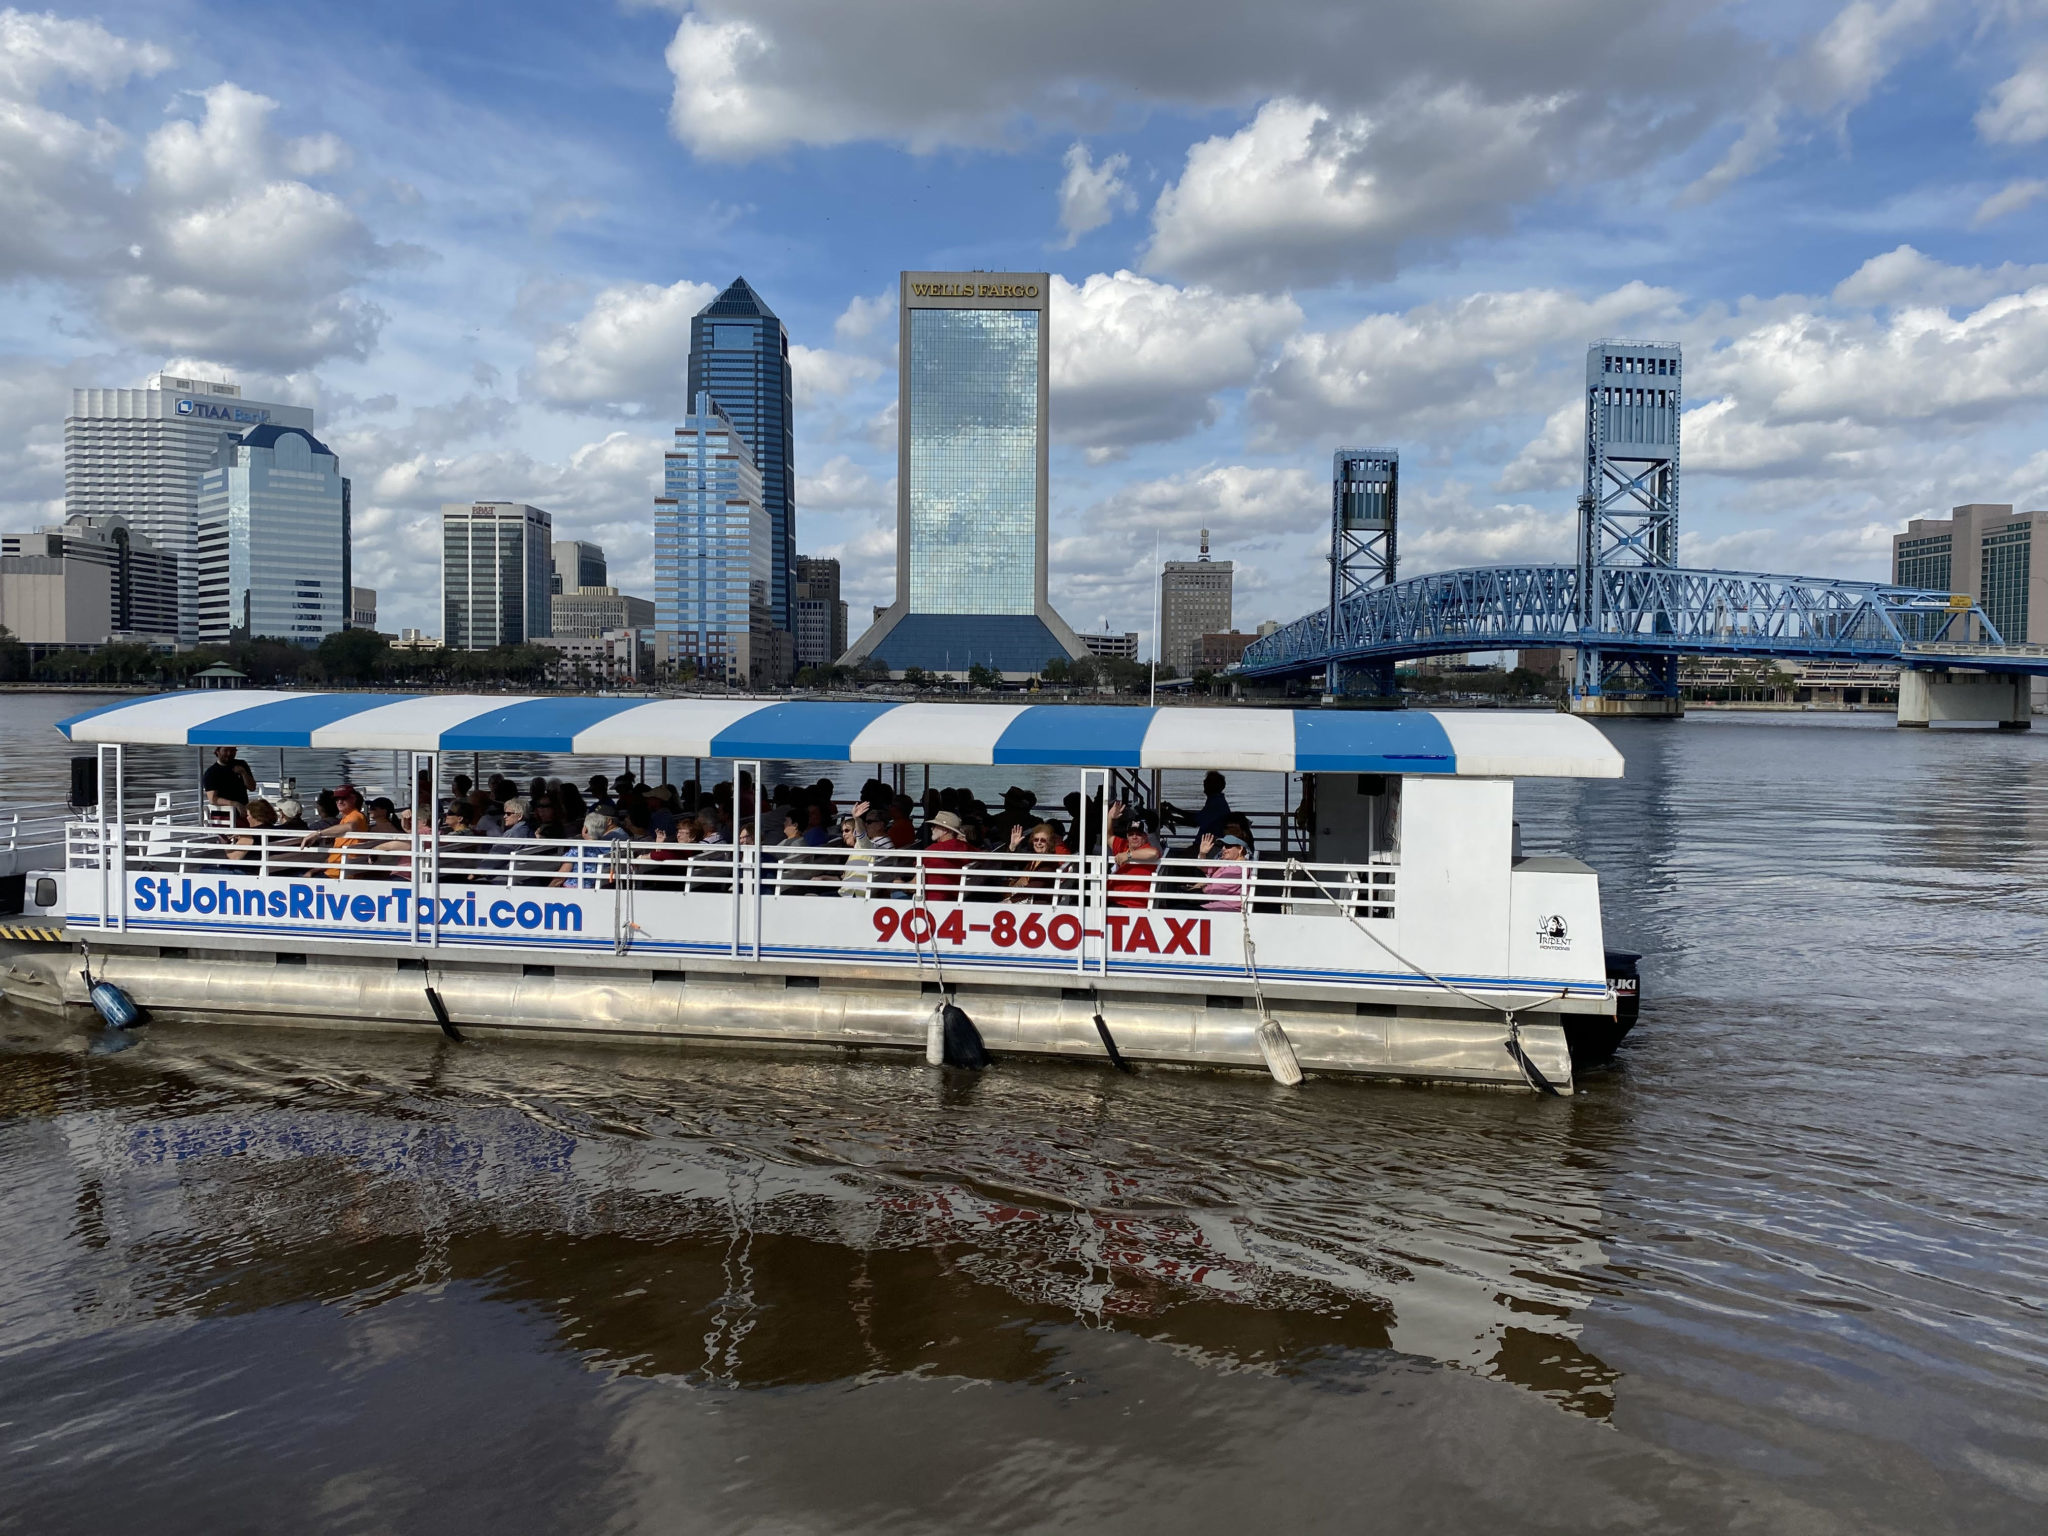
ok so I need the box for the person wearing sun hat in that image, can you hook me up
[923,808,971,900]
[1197,829,1249,912]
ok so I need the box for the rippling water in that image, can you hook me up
[3,694,2045,1532]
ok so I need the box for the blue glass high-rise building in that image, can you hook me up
[655,393,775,686]
[687,277,794,632]
[843,270,1085,676]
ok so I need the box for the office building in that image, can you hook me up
[2,513,179,642]
[1159,529,1232,677]
[551,585,656,640]
[441,501,553,650]
[537,628,655,686]
[550,539,606,595]
[1894,504,2044,645]
[794,555,848,668]
[195,426,349,645]
[688,278,795,631]
[351,587,377,631]
[1080,628,1139,662]
[845,270,1085,675]
[1196,631,1259,672]
[66,372,315,643]
[655,392,787,688]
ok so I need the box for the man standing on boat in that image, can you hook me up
[203,746,256,812]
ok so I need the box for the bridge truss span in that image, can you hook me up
[1236,563,2030,680]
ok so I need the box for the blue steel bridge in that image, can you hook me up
[1233,561,2048,683]
[1237,343,2048,697]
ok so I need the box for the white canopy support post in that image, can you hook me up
[410,751,433,945]
[98,742,124,931]
[1080,766,1110,975]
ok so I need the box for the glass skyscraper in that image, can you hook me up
[195,426,349,645]
[844,271,1085,676]
[687,278,795,632]
[655,393,774,686]
[67,373,315,643]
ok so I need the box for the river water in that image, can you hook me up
[2,693,2044,1533]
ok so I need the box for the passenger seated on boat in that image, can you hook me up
[836,804,896,898]
[469,789,504,838]
[1002,822,1066,905]
[297,786,369,876]
[274,797,307,832]
[923,810,971,900]
[1107,803,1159,908]
[547,810,619,889]
[1197,832,1249,911]
[492,798,538,884]
[886,795,917,851]
[214,803,256,866]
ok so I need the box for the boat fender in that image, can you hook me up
[1503,1016,1561,1097]
[1091,1012,1132,1073]
[940,1003,990,1070]
[925,1004,946,1066]
[87,979,142,1030]
[1255,1014,1303,1087]
[423,986,465,1043]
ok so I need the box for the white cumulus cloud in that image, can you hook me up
[1251,281,1680,447]
[527,278,718,417]
[1050,270,1299,455]
[1056,143,1135,247]
[1978,47,2048,145]
[1146,92,1576,290]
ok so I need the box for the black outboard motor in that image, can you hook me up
[1562,949,1643,1073]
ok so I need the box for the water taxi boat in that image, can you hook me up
[5,693,1636,1092]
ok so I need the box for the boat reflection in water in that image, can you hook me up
[21,1024,1623,1418]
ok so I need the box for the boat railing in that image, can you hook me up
[1,799,80,874]
[69,820,1398,923]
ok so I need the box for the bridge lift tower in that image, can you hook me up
[1575,340,1685,716]
[1327,447,1399,697]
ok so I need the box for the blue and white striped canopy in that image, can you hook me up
[55,693,1623,778]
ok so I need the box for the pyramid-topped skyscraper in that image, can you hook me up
[687,277,795,632]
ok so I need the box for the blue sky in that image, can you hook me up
[3,0,2047,648]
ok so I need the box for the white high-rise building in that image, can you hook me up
[442,501,554,650]
[65,373,315,643]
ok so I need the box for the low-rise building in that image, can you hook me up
[0,514,179,644]
[1080,629,1139,661]
[537,627,655,686]
[551,585,656,640]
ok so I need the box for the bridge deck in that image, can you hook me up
[1236,564,2048,680]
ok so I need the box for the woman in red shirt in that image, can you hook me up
[1106,802,1160,908]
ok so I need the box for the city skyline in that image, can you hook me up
[4,6,2048,654]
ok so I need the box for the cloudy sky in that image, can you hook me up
[3,1,2047,646]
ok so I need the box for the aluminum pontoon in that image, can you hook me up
[2,693,1635,1092]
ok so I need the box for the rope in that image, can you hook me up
[1280,857,1567,1095]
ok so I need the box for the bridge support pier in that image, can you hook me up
[1897,669,2032,729]
[1569,694,1684,719]
[1324,660,1398,703]
[1570,649,1684,718]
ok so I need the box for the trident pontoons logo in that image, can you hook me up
[1536,914,1571,951]
[132,876,582,933]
